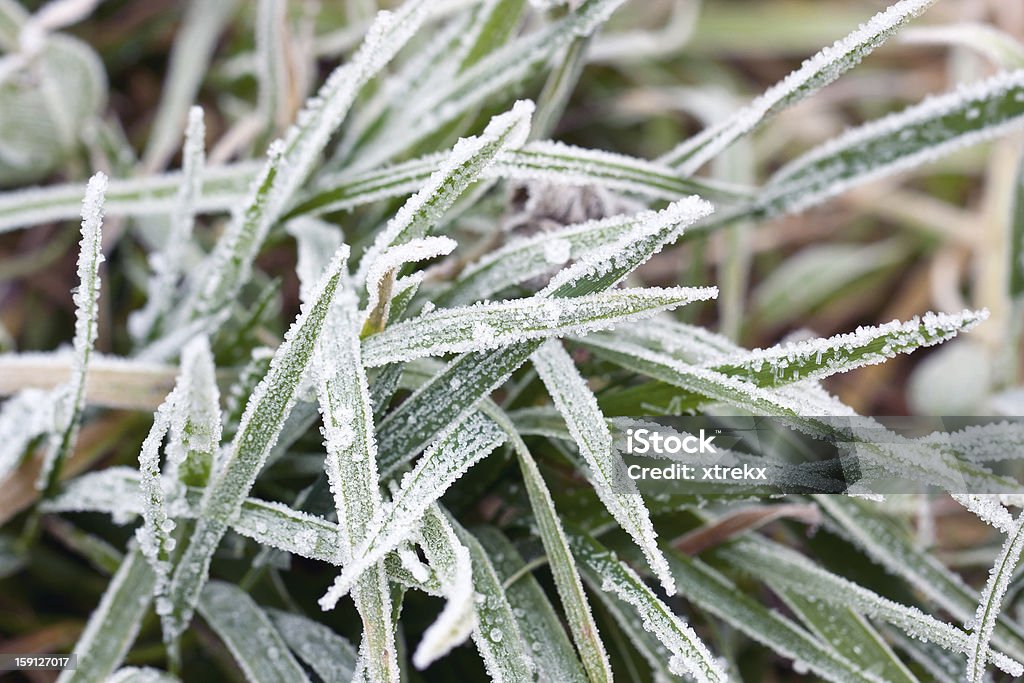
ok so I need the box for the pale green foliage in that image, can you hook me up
[6,1,1024,682]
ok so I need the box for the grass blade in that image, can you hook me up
[163,245,349,639]
[660,0,937,172]
[268,610,358,683]
[967,513,1024,682]
[57,547,156,683]
[569,529,725,683]
[760,69,1024,218]
[197,581,310,683]
[362,286,718,367]
[533,339,675,595]
[319,412,506,605]
[38,172,107,495]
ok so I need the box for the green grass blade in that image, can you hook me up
[197,581,310,683]
[533,339,676,595]
[362,286,717,367]
[760,69,1024,218]
[660,0,937,172]
[267,610,358,683]
[454,521,536,682]
[711,309,988,387]
[779,589,920,683]
[163,245,348,639]
[817,494,1024,662]
[501,420,613,683]
[476,527,587,683]
[0,162,257,234]
[57,547,156,683]
[568,529,725,683]
[716,535,1024,677]
[38,172,107,495]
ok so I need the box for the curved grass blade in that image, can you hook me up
[659,0,937,172]
[568,529,725,683]
[759,69,1024,218]
[162,245,349,640]
[412,505,477,669]
[197,581,310,683]
[362,286,717,367]
[476,526,587,683]
[57,547,156,683]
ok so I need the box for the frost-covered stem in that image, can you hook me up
[38,172,107,498]
[968,514,1024,681]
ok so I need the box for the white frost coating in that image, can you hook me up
[660,0,937,172]
[362,286,718,367]
[354,100,534,286]
[766,69,1024,214]
[318,412,506,608]
[710,309,988,383]
[269,610,358,683]
[106,667,179,683]
[0,389,55,482]
[287,217,344,302]
[967,515,1024,682]
[37,172,107,492]
[540,196,714,295]
[181,2,431,327]
[129,106,206,342]
[134,390,178,610]
[413,505,477,669]
[581,540,723,682]
[533,340,677,595]
[312,259,400,680]
[448,210,642,306]
[363,236,457,331]
[164,336,222,487]
[953,494,1016,533]
[164,244,349,641]
[730,537,1024,676]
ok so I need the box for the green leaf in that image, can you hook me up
[568,528,726,683]
[476,527,588,683]
[57,547,155,683]
[363,286,717,367]
[163,245,349,640]
[197,581,310,683]
[759,68,1024,218]
[659,0,937,172]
